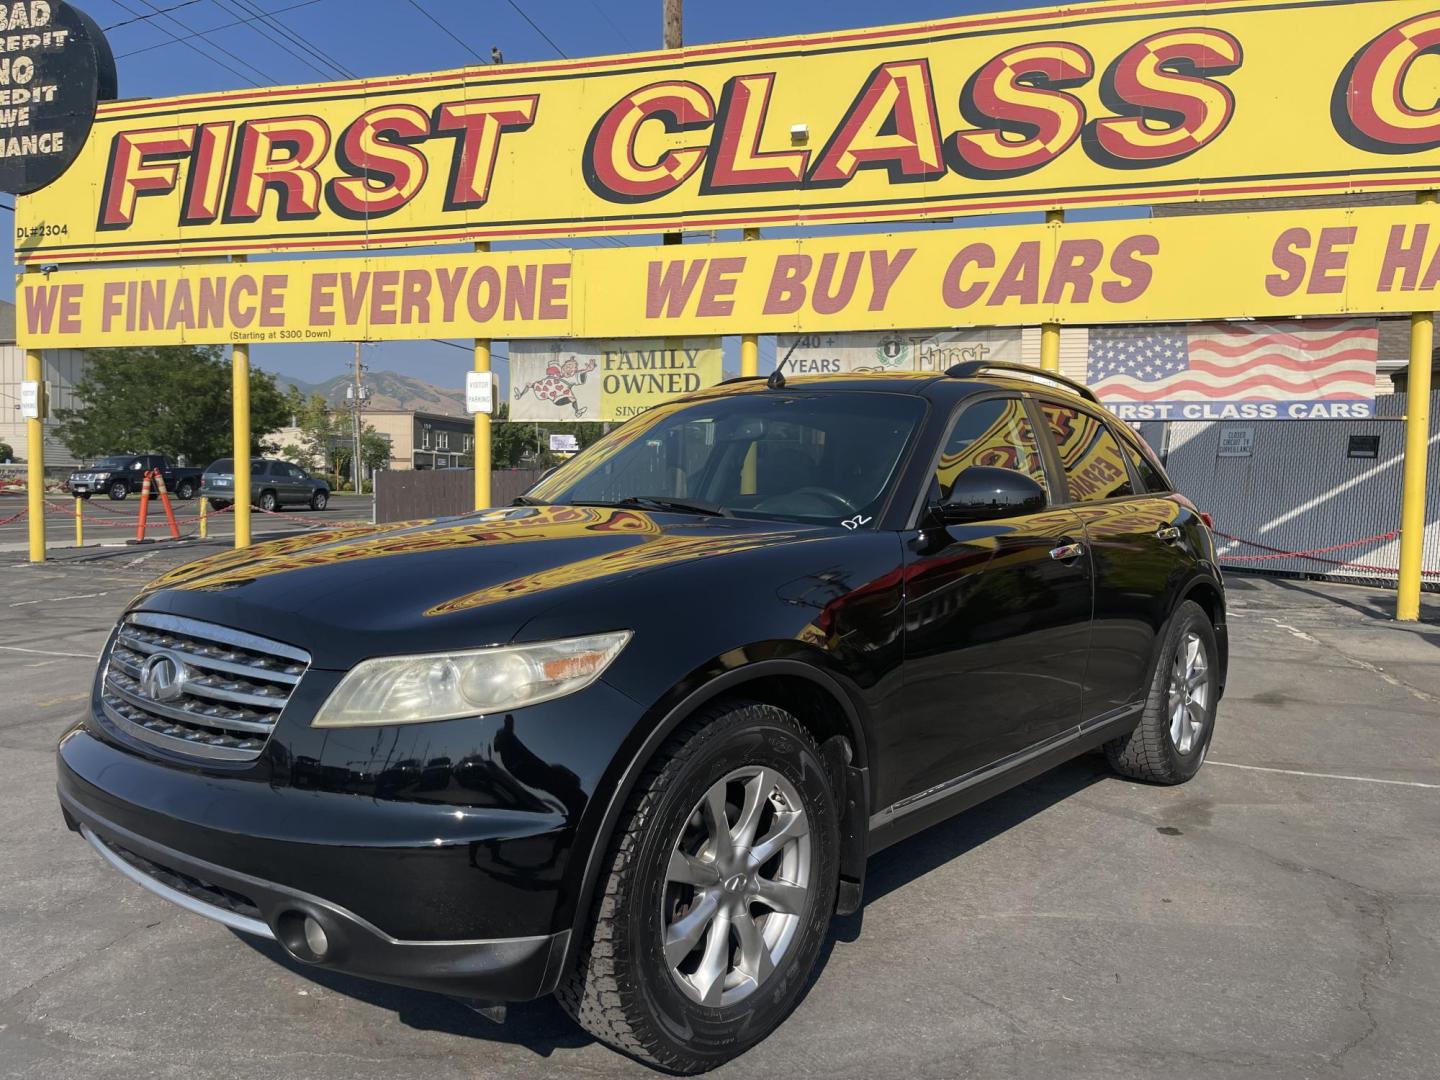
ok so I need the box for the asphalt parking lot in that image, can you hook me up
[1,550,1437,1079]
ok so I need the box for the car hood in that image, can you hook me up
[133,505,841,668]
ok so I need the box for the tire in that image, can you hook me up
[175,480,196,500]
[257,490,278,513]
[310,490,329,511]
[208,499,231,511]
[107,481,128,501]
[1105,600,1218,785]
[558,701,839,1073]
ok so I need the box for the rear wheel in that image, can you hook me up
[558,701,839,1073]
[208,499,231,511]
[175,479,196,500]
[1105,600,1217,785]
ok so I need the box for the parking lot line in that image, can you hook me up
[0,644,102,660]
[1208,760,1440,790]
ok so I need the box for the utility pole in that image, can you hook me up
[351,342,365,494]
[663,0,682,247]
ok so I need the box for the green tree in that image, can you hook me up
[463,406,609,470]
[55,345,289,466]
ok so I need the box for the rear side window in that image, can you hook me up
[934,397,1049,500]
[1038,402,1135,502]
[1115,430,1171,493]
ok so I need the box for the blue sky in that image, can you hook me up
[7,0,1122,389]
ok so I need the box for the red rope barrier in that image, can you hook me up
[1213,529,1439,577]
[0,507,26,526]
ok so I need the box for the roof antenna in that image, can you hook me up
[768,336,802,389]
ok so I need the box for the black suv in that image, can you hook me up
[57,366,1226,1073]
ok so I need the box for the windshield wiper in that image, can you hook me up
[571,496,732,517]
[512,495,545,506]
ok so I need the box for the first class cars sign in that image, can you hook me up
[14,0,1440,263]
[0,2,114,196]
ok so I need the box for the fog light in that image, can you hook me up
[302,916,329,958]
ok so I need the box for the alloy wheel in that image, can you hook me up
[662,766,811,1008]
[1169,630,1211,754]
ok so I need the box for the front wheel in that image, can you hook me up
[558,701,839,1073]
[310,490,329,511]
[1105,599,1218,785]
[257,490,278,513]
[107,481,128,501]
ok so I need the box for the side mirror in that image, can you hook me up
[936,466,1047,525]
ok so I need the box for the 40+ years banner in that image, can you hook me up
[13,0,1440,263]
[19,203,1440,348]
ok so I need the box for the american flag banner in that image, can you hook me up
[1086,319,1379,422]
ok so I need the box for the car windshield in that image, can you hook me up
[526,390,926,526]
[91,457,132,470]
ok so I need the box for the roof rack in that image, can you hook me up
[944,361,1100,404]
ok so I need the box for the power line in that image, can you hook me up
[138,0,281,82]
[210,0,346,81]
[587,0,636,50]
[114,0,325,59]
[104,0,204,30]
[228,0,356,80]
[405,0,487,65]
[107,0,266,85]
[504,0,568,58]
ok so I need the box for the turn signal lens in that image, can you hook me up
[312,631,632,728]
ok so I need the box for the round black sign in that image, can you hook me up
[0,2,116,196]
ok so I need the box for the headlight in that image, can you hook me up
[311,631,632,729]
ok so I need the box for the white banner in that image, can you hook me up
[777,328,1024,376]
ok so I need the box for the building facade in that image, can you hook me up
[0,301,92,469]
[355,410,474,471]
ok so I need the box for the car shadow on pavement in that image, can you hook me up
[233,933,594,1057]
[827,754,1111,946]
[232,754,1110,1060]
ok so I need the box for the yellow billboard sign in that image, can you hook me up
[19,202,1440,347]
[15,0,1440,264]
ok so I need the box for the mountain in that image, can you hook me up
[269,370,466,417]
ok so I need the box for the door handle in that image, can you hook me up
[1049,542,1085,562]
[1156,526,1182,543]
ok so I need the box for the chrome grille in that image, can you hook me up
[100,612,310,762]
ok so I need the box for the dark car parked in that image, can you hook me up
[202,457,330,512]
[68,454,203,501]
[58,366,1225,1073]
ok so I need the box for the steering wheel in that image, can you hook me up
[753,486,861,517]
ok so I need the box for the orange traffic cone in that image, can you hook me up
[152,470,181,540]
[134,470,153,543]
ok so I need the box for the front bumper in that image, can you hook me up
[57,726,580,1001]
[63,796,569,1000]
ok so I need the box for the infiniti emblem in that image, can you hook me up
[138,650,189,703]
[722,873,750,894]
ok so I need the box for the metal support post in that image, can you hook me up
[1397,192,1437,621]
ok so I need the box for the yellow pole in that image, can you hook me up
[231,255,252,549]
[199,495,208,540]
[1039,210,1064,374]
[740,228,761,378]
[1397,191,1437,622]
[24,348,43,563]
[74,496,82,547]
[474,241,493,510]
